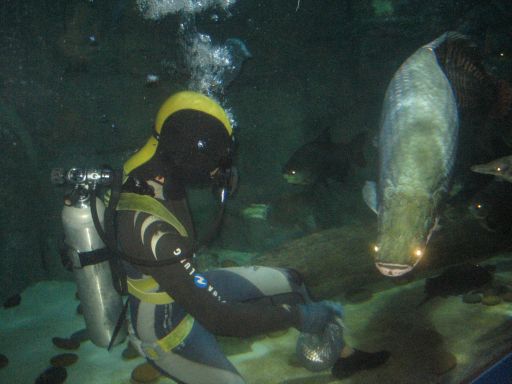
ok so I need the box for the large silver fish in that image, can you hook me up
[364,33,459,277]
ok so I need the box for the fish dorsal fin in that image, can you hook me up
[432,31,494,112]
[362,181,378,215]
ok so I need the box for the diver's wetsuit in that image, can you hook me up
[117,195,310,384]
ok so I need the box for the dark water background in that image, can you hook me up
[1,1,512,383]
[1,0,511,313]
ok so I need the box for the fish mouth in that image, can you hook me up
[375,262,414,277]
[470,164,492,175]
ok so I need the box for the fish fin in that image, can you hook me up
[348,131,367,167]
[362,181,378,214]
[433,217,442,231]
[433,31,495,113]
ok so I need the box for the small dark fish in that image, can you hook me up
[471,155,512,183]
[3,293,21,308]
[418,263,494,306]
[283,129,366,185]
[468,180,512,233]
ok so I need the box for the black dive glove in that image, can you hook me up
[297,301,344,334]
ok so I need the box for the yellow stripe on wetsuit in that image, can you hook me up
[118,191,194,356]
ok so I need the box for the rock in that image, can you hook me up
[484,288,499,297]
[482,295,501,306]
[345,288,373,303]
[431,349,457,375]
[266,329,289,338]
[218,336,253,356]
[0,353,8,369]
[502,291,512,302]
[255,225,381,299]
[122,342,141,360]
[50,353,79,367]
[52,337,80,350]
[131,362,162,383]
[491,282,510,295]
[3,293,21,308]
[35,366,67,384]
[413,326,444,349]
[255,209,512,299]
[287,354,303,368]
[69,329,89,344]
[462,293,482,304]
[220,259,239,268]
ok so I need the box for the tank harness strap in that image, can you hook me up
[142,314,195,360]
[77,247,111,267]
[126,277,174,305]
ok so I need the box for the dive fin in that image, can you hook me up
[362,181,378,214]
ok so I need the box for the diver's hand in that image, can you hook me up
[297,301,344,334]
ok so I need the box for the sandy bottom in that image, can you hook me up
[1,254,511,384]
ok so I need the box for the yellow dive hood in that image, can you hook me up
[123,91,232,175]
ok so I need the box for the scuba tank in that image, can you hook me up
[55,168,127,348]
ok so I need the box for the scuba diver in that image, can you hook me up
[116,91,390,383]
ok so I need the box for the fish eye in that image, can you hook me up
[291,170,296,175]
[373,244,380,253]
[413,248,423,258]
[496,167,502,172]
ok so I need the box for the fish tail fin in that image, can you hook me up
[434,31,512,125]
[433,31,495,113]
[348,131,367,168]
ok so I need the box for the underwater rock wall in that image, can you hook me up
[0,103,45,303]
